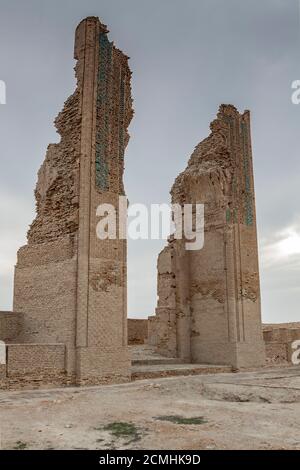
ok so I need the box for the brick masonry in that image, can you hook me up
[4,17,133,388]
[148,105,266,368]
[128,319,148,344]
[0,343,68,390]
[263,324,300,364]
[1,20,298,390]
[0,312,23,342]
[6,344,65,375]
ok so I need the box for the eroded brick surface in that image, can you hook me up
[2,17,133,389]
[149,105,266,368]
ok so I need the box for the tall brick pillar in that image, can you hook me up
[13,17,133,384]
[149,105,265,369]
[186,106,265,368]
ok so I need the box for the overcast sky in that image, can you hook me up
[0,0,299,323]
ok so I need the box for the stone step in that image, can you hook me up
[132,357,185,366]
[131,363,232,381]
[129,344,185,366]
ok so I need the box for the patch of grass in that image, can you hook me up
[155,415,207,425]
[103,422,139,439]
[94,421,142,446]
[13,441,28,450]
[97,421,142,445]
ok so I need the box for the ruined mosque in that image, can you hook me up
[0,17,299,389]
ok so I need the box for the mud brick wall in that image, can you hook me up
[73,17,133,384]
[0,312,24,342]
[149,105,266,368]
[14,236,77,375]
[0,365,6,379]
[6,344,65,376]
[147,316,157,347]
[263,325,300,364]
[128,319,148,344]
[265,343,289,364]
[13,17,133,385]
[148,246,177,357]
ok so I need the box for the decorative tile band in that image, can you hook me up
[241,121,253,226]
[223,114,253,226]
[96,32,112,191]
[119,75,125,161]
[95,32,128,191]
[223,114,236,224]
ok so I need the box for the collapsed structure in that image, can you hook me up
[148,105,266,368]
[0,17,133,386]
[2,17,298,390]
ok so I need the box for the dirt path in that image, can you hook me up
[1,367,300,450]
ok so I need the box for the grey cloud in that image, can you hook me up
[0,0,299,322]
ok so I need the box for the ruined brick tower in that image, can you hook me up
[13,17,133,384]
[149,105,266,368]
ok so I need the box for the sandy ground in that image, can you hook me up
[1,366,300,450]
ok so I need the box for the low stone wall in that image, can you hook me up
[1,318,299,390]
[128,319,148,345]
[0,312,24,342]
[0,343,67,389]
[0,364,6,379]
[6,343,65,376]
[0,372,74,391]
